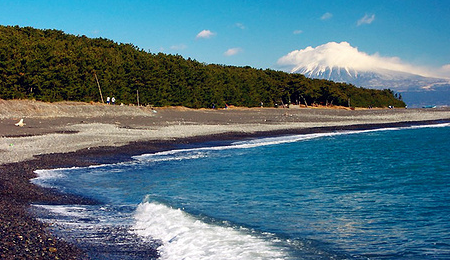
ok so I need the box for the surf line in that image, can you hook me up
[32,122,450,180]
[133,122,450,162]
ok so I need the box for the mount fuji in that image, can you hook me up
[277,42,450,107]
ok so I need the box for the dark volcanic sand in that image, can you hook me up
[1,119,450,259]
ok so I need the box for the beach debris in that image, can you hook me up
[14,118,26,127]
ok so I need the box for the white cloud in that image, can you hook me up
[235,23,245,29]
[438,64,450,78]
[276,41,436,77]
[170,44,187,50]
[196,29,216,39]
[441,64,450,71]
[357,14,375,26]
[321,12,333,20]
[293,30,303,35]
[224,47,243,56]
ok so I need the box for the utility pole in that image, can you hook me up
[137,89,140,106]
[300,94,308,107]
[93,71,104,103]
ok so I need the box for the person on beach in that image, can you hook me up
[112,97,116,105]
[106,96,110,104]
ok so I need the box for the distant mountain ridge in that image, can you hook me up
[297,65,449,92]
[295,65,450,108]
[278,42,450,107]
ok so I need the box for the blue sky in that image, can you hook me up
[1,0,449,77]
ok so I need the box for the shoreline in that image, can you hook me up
[1,102,450,259]
[3,122,450,259]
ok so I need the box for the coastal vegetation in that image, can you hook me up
[0,25,405,108]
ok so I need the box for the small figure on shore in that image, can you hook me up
[15,118,25,127]
[111,97,116,105]
[106,96,110,104]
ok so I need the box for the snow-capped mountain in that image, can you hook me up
[277,42,450,107]
[297,65,449,92]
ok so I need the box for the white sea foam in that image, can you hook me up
[408,122,450,129]
[34,204,91,219]
[31,163,129,187]
[132,199,290,260]
[132,132,339,163]
[33,165,97,180]
[32,168,69,188]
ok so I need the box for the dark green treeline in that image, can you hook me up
[0,25,405,108]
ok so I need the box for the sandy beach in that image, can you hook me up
[1,99,450,259]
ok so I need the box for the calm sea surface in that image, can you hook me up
[33,123,450,260]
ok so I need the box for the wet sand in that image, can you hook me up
[1,100,450,259]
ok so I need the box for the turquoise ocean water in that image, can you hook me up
[33,123,450,259]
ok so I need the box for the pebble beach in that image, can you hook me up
[1,99,450,259]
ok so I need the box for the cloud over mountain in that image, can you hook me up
[440,64,450,76]
[277,42,450,107]
[277,41,433,77]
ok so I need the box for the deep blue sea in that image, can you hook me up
[32,123,450,260]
